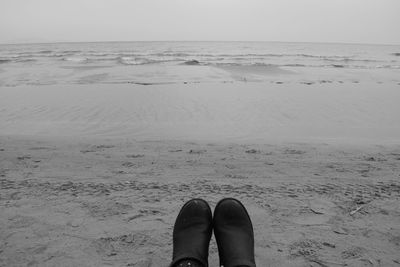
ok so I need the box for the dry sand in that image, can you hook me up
[1,82,400,266]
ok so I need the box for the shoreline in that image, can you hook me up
[1,82,399,145]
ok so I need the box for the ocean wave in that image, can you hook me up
[283,64,307,67]
[290,63,400,69]
[51,53,71,58]
[85,52,116,57]
[159,52,385,65]
[62,57,89,63]
[154,52,191,57]
[214,62,277,68]
[213,53,383,63]
[144,52,316,58]
[2,48,398,70]
[9,52,73,58]
[15,58,36,63]
[38,50,53,54]
[118,56,156,65]
[43,52,77,58]
[336,64,400,69]
[182,60,201,65]
[377,64,400,69]
[2,50,385,66]
[0,57,37,63]
[214,62,400,70]
[196,53,347,59]
[61,50,81,53]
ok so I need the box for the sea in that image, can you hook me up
[0,41,399,86]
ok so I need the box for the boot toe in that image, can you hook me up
[213,198,256,267]
[171,199,212,267]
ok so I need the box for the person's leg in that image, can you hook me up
[170,199,212,267]
[213,198,256,267]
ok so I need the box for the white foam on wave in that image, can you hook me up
[63,57,89,63]
[118,56,154,65]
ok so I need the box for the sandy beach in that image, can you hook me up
[1,135,400,266]
[1,41,400,266]
[1,80,400,266]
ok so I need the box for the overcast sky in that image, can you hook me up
[1,0,399,44]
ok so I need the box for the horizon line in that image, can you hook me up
[1,40,399,46]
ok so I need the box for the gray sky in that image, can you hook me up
[1,0,400,44]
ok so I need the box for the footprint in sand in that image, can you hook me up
[245,149,260,154]
[225,164,237,169]
[82,201,133,218]
[28,146,54,151]
[301,81,314,85]
[126,154,145,158]
[341,246,366,259]
[17,155,31,160]
[93,232,152,258]
[224,174,248,179]
[389,235,400,246]
[284,149,306,155]
[289,239,322,259]
[168,149,183,152]
[188,149,206,154]
[121,162,136,168]
[9,215,37,229]
[80,144,115,153]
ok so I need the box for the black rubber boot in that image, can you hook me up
[213,198,256,267]
[170,199,212,267]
